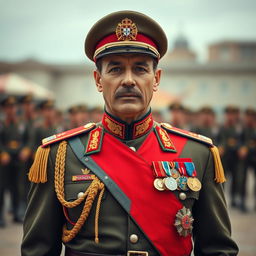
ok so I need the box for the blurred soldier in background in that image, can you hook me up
[0,96,31,227]
[193,106,220,145]
[183,107,193,131]
[88,106,103,123]
[168,102,187,129]
[68,105,80,129]
[33,100,58,148]
[77,104,89,126]
[239,108,256,212]
[55,109,65,133]
[19,95,36,217]
[219,106,243,208]
[20,94,37,127]
[152,109,164,123]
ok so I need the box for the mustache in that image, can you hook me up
[115,87,142,98]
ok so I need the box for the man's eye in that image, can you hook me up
[135,66,147,72]
[109,67,121,73]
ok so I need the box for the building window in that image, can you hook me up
[240,46,255,61]
[219,46,230,61]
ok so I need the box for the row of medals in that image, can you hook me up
[153,165,202,192]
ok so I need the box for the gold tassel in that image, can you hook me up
[210,145,226,183]
[28,146,50,183]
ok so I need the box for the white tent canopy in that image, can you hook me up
[0,73,54,99]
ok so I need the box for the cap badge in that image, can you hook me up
[116,18,138,41]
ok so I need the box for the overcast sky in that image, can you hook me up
[1,0,256,63]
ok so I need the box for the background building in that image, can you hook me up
[0,39,256,114]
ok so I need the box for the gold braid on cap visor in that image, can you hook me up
[93,41,160,60]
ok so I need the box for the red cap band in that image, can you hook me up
[95,33,157,50]
[93,33,160,61]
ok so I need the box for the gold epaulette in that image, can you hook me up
[161,123,226,183]
[161,123,213,146]
[28,123,96,183]
[42,123,96,147]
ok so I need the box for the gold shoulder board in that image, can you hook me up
[29,123,96,183]
[161,123,213,146]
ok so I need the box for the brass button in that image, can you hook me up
[129,234,139,243]
[77,192,85,199]
[179,192,187,200]
[130,146,136,152]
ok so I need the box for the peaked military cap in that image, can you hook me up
[78,104,88,112]
[68,105,80,114]
[199,106,215,115]
[168,102,185,111]
[244,107,255,116]
[38,99,55,109]
[1,95,17,106]
[85,10,168,62]
[224,105,239,113]
[20,94,33,103]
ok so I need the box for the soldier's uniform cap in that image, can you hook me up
[169,102,185,111]
[68,105,80,114]
[89,106,103,113]
[85,10,168,62]
[78,104,88,113]
[1,96,17,106]
[224,105,239,113]
[244,107,255,116]
[199,106,215,115]
[38,99,55,109]
[20,94,33,103]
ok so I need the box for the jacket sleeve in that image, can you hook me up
[192,150,239,255]
[21,150,64,256]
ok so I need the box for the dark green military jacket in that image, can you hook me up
[21,113,238,256]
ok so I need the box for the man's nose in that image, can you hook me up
[121,70,135,87]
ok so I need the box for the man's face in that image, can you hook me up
[94,54,161,122]
[23,102,34,114]
[42,107,55,121]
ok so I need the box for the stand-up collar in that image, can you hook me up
[102,110,154,140]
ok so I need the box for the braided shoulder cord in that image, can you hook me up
[54,140,105,243]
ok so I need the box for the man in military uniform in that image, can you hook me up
[219,106,243,208]
[19,94,37,215]
[33,99,59,148]
[89,106,104,123]
[168,102,187,129]
[22,11,238,256]
[193,106,220,145]
[20,94,37,127]
[68,105,81,129]
[77,104,90,126]
[0,96,31,226]
[238,108,256,212]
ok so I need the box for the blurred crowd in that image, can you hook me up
[0,94,255,228]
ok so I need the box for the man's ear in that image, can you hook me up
[94,70,103,92]
[153,69,162,92]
